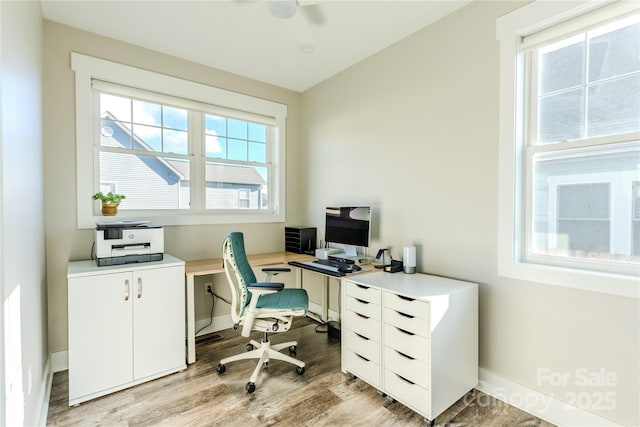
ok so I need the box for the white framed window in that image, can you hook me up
[497,1,639,298]
[71,53,287,228]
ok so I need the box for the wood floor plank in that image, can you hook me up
[47,318,555,426]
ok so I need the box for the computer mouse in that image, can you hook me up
[351,264,362,271]
[338,266,350,273]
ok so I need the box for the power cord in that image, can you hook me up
[195,289,215,336]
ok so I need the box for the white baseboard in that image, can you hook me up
[477,368,622,427]
[36,355,54,426]
[307,301,340,323]
[194,313,234,337]
[51,350,68,372]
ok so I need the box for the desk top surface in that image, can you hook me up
[185,251,315,276]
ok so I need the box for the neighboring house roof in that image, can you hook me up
[167,160,266,186]
[101,112,264,186]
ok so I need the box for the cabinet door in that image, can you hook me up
[133,265,185,380]
[68,272,133,401]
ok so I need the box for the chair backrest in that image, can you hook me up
[222,232,256,323]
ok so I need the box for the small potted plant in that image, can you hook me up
[92,191,126,216]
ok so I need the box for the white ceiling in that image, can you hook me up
[41,0,471,92]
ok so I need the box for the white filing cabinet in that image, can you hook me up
[67,255,186,405]
[341,272,478,425]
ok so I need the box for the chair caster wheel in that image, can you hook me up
[216,364,225,374]
[246,343,254,351]
[246,382,256,393]
[288,345,297,354]
[296,366,305,375]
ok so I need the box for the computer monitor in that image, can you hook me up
[325,207,371,257]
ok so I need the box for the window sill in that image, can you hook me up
[82,211,285,229]
[498,261,639,299]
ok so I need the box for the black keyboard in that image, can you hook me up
[288,261,345,277]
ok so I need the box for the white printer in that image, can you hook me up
[95,220,164,266]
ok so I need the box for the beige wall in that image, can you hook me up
[1,1,48,425]
[300,1,639,425]
[42,21,309,354]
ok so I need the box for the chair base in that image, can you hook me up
[218,335,305,392]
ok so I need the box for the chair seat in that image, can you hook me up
[254,288,308,312]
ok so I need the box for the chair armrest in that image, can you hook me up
[262,267,291,273]
[248,282,285,291]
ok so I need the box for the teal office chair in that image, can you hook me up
[216,232,309,393]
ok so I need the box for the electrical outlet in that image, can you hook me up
[205,283,213,296]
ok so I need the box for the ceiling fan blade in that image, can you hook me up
[285,10,315,48]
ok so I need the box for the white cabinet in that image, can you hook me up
[67,255,186,405]
[341,272,478,424]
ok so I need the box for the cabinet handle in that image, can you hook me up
[356,313,370,320]
[395,373,416,385]
[355,353,370,362]
[395,326,415,336]
[395,350,415,360]
[356,284,369,289]
[396,310,414,319]
[356,298,370,304]
[124,279,130,301]
[398,295,415,302]
[355,332,370,341]
[137,277,142,299]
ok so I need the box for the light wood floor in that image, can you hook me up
[47,318,554,426]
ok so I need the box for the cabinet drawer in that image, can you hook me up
[384,292,429,321]
[384,324,429,363]
[346,310,380,341]
[384,346,429,389]
[345,329,380,364]
[384,308,429,338]
[385,369,430,417]
[346,295,380,320]
[346,349,380,388]
[346,282,381,305]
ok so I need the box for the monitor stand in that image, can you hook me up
[329,245,360,263]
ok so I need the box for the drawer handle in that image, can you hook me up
[398,295,415,302]
[356,284,369,289]
[355,332,370,341]
[396,350,415,360]
[395,373,416,385]
[356,313,370,320]
[356,298,370,304]
[395,326,415,336]
[355,353,370,362]
[396,310,414,319]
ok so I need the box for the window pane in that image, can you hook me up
[587,75,640,137]
[132,124,162,152]
[205,115,226,137]
[100,119,131,149]
[557,219,610,252]
[99,152,190,210]
[531,143,639,262]
[162,106,188,130]
[248,123,266,143]
[228,119,247,139]
[539,35,585,94]
[588,16,640,82]
[163,129,188,154]
[249,142,266,162]
[538,88,584,143]
[557,183,610,219]
[100,93,131,123]
[204,162,267,210]
[206,135,226,158]
[228,138,247,161]
[133,100,161,126]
